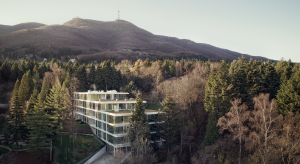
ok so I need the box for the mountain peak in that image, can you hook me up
[63,17,89,27]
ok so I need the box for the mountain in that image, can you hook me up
[0,18,269,61]
[0,23,45,35]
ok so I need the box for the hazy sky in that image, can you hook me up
[1,0,300,62]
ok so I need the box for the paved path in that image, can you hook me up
[91,152,115,164]
[0,145,12,151]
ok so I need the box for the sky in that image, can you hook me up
[1,0,300,62]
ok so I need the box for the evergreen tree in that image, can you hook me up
[125,81,135,98]
[38,62,47,79]
[72,61,79,71]
[129,91,150,144]
[17,62,24,80]
[45,79,65,147]
[246,59,262,100]
[144,58,151,67]
[8,79,27,151]
[204,68,218,113]
[10,62,18,82]
[32,71,41,91]
[276,69,300,115]
[275,59,293,84]
[124,63,130,78]
[26,88,39,112]
[95,66,105,90]
[88,63,95,86]
[0,60,11,81]
[160,94,179,154]
[64,72,71,88]
[18,70,34,106]
[216,60,233,115]
[76,64,87,91]
[39,77,50,103]
[169,60,176,77]
[203,69,220,147]
[27,91,53,159]
[229,57,250,106]
[203,111,219,148]
[260,61,280,100]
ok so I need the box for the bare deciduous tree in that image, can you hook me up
[217,98,249,164]
[248,93,283,164]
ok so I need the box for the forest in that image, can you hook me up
[0,56,300,164]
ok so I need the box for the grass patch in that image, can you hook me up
[53,134,104,164]
[0,147,9,154]
[1,144,28,150]
[146,103,162,111]
[0,121,8,135]
[76,123,89,127]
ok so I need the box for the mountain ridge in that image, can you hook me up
[0,18,270,61]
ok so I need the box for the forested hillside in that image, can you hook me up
[0,57,299,163]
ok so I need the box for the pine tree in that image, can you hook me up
[76,64,87,91]
[229,57,250,106]
[38,62,47,79]
[0,60,11,82]
[95,66,105,90]
[276,69,300,115]
[129,91,150,144]
[125,81,135,98]
[45,79,65,147]
[18,70,34,106]
[27,91,53,159]
[32,71,41,91]
[204,68,218,113]
[203,111,219,148]
[88,63,95,86]
[17,62,24,80]
[64,72,71,88]
[26,88,39,112]
[144,58,151,67]
[275,59,293,84]
[39,77,50,103]
[260,61,280,100]
[160,94,179,154]
[216,60,233,115]
[8,79,27,151]
[10,62,18,82]
[246,59,262,100]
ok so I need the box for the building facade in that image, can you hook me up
[74,90,160,151]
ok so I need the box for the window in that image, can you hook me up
[106,94,111,100]
[123,116,130,123]
[113,104,118,110]
[98,113,102,120]
[101,104,106,110]
[148,114,158,122]
[108,115,114,124]
[119,103,126,109]
[103,122,106,131]
[115,116,123,124]
[127,103,133,109]
[103,114,107,122]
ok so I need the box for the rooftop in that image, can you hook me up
[74,90,129,94]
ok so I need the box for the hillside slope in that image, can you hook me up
[0,18,269,61]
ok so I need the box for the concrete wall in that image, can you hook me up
[84,145,106,164]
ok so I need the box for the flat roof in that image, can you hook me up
[74,90,129,94]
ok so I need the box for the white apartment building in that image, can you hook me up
[74,90,160,151]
